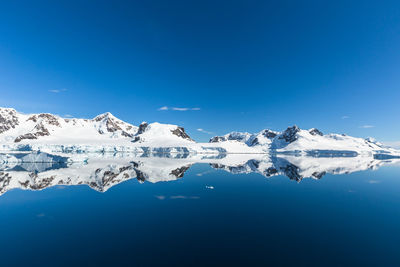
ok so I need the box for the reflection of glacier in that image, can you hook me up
[0,152,399,195]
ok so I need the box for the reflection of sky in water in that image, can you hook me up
[0,154,400,266]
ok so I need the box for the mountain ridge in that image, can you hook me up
[0,107,398,156]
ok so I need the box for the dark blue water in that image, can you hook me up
[0,160,400,266]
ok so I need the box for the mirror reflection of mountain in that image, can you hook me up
[1,151,399,196]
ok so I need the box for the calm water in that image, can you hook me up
[0,153,400,266]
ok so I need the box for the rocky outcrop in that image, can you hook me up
[171,127,193,141]
[309,128,323,136]
[0,108,19,134]
[94,112,135,137]
[209,132,252,143]
[279,125,300,143]
[137,122,149,135]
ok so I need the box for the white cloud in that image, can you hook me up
[197,128,214,135]
[368,180,381,184]
[158,106,201,111]
[49,88,67,93]
[172,107,190,111]
[341,115,350,119]
[359,125,375,129]
[63,114,73,118]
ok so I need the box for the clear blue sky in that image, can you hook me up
[0,0,399,142]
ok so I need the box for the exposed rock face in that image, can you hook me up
[309,128,323,136]
[171,127,193,141]
[132,122,149,142]
[132,122,193,143]
[14,133,37,143]
[209,132,251,143]
[261,129,277,139]
[15,122,51,143]
[0,108,19,134]
[279,125,300,143]
[94,112,135,137]
[137,122,149,135]
[210,136,226,143]
[250,138,259,146]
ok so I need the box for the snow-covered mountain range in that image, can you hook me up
[209,125,395,153]
[0,107,398,156]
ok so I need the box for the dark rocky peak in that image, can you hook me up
[26,113,61,127]
[227,132,250,142]
[93,112,134,136]
[137,122,149,135]
[209,132,250,143]
[171,127,193,141]
[0,108,19,134]
[279,125,300,143]
[309,128,323,136]
[93,112,115,122]
[209,136,227,143]
[261,129,278,139]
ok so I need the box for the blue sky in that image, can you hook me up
[0,0,399,143]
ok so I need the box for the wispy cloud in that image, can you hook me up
[63,114,73,118]
[197,128,214,135]
[341,115,350,119]
[368,180,381,184]
[158,106,201,111]
[49,88,67,93]
[359,125,375,129]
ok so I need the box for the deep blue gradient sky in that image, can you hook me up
[0,0,399,142]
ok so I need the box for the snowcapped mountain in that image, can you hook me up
[210,129,279,147]
[0,107,137,145]
[210,125,397,154]
[0,107,399,156]
[132,122,194,146]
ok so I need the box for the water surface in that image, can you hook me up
[0,153,399,266]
